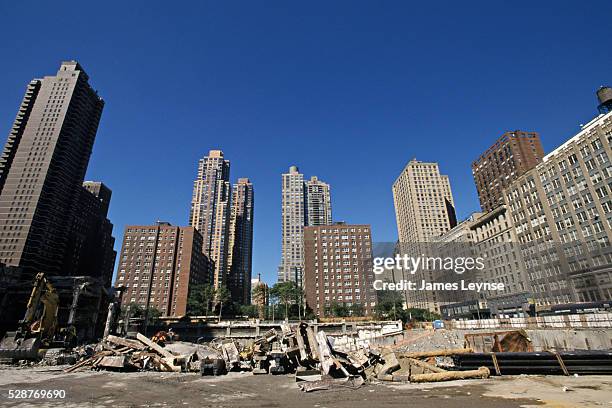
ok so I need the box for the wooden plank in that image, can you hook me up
[97,355,127,369]
[410,366,490,383]
[295,330,308,361]
[64,351,113,373]
[136,332,175,359]
[406,358,447,373]
[305,326,319,360]
[65,356,96,373]
[107,335,146,350]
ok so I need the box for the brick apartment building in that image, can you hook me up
[303,223,376,317]
[472,131,544,212]
[115,222,212,316]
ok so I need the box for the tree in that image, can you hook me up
[405,308,441,322]
[270,281,299,319]
[187,284,216,316]
[240,304,259,318]
[331,302,349,317]
[145,307,162,325]
[374,289,403,320]
[349,303,365,317]
[215,285,231,322]
[252,284,268,320]
[121,302,143,321]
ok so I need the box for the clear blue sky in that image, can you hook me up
[0,1,610,285]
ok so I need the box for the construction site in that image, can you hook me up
[0,277,611,408]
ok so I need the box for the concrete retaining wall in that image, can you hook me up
[447,313,612,330]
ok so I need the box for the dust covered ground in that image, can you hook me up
[0,365,611,408]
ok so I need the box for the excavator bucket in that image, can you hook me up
[0,331,42,361]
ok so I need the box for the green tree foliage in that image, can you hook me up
[186,284,216,316]
[270,281,302,319]
[215,285,231,321]
[349,303,365,317]
[240,304,259,318]
[374,289,440,322]
[121,303,162,325]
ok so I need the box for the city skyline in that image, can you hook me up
[1,2,611,287]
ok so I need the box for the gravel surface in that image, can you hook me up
[2,364,610,407]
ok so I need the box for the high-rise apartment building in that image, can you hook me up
[0,61,113,280]
[303,223,375,317]
[279,166,306,283]
[227,178,254,304]
[189,150,231,288]
[64,181,116,286]
[504,108,612,308]
[115,222,211,316]
[306,176,332,226]
[472,131,544,212]
[392,159,457,243]
[392,159,457,310]
[278,166,333,284]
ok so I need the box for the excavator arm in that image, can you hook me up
[0,273,59,361]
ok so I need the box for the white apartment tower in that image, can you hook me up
[278,166,332,284]
[392,159,457,310]
[392,159,457,243]
[306,176,332,226]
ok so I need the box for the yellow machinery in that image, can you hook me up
[0,273,61,361]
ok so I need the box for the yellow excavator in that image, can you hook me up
[0,273,64,361]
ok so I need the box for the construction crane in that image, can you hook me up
[0,273,66,361]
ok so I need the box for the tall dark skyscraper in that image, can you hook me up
[227,178,254,304]
[0,61,114,282]
[66,181,116,285]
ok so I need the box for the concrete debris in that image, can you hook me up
[65,334,186,373]
[297,376,365,392]
[60,323,499,389]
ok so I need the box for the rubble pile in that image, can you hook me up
[394,329,462,353]
[64,322,491,391]
[65,333,193,373]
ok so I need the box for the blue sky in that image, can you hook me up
[0,1,611,285]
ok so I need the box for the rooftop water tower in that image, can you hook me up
[597,86,612,114]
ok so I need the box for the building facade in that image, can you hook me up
[189,149,231,289]
[392,159,457,311]
[469,205,532,317]
[279,166,306,283]
[392,159,456,244]
[303,223,375,317]
[472,131,543,212]
[0,61,113,280]
[115,223,211,317]
[306,176,332,226]
[504,109,612,308]
[250,273,268,306]
[227,178,254,304]
[278,166,333,284]
[63,181,116,286]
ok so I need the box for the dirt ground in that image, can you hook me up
[0,366,611,408]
